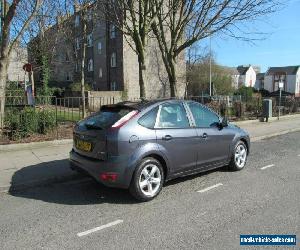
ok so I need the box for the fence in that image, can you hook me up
[1,95,300,144]
[190,95,263,120]
[0,95,123,144]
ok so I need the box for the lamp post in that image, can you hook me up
[209,35,212,96]
[278,81,284,120]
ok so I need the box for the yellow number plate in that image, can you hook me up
[75,139,92,152]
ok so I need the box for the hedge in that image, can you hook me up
[4,107,56,140]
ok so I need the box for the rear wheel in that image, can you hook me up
[129,157,164,202]
[229,141,248,171]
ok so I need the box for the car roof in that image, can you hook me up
[102,99,184,111]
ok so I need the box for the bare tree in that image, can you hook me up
[68,0,95,118]
[99,0,164,99]
[77,1,88,118]
[188,52,235,96]
[151,0,280,97]
[0,0,42,127]
[186,43,207,96]
[26,0,64,96]
[28,0,94,118]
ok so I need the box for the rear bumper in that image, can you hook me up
[69,149,134,189]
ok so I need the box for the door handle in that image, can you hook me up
[162,135,173,141]
[202,133,208,139]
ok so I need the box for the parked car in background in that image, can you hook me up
[69,99,250,201]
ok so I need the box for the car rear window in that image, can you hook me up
[78,107,133,130]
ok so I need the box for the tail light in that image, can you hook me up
[100,173,118,182]
[111,110,139,129]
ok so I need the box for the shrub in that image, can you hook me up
[4,107,57,140]
[5,81,24,97]
[69,82,92,92]
[37,109,56,134]
[235,86,254,100]
[233,102,246,118]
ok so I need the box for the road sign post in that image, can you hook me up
[278,81,284,120]
[23,63,34,96]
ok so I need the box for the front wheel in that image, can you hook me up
[129,157,164,202]
[229,141,248,171]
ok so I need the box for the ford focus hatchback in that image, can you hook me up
[70,99,250,201]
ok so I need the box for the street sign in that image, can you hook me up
[278,82,284,120]
[279,81,284,89]
[23,63,32,72]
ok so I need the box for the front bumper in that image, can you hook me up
[69,149,133,189]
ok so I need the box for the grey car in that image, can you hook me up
[69,99,250,201]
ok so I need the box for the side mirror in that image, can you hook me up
[220,117,228,128]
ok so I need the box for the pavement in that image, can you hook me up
[0,131,299,249]
[234,114,300,141]
[0,114,300,193]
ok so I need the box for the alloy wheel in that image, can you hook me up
[139,164,162,197]
[234,144,247,168]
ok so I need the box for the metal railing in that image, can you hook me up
[1,95,300,144]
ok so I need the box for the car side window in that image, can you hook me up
[138,107,159,129]
[157,103,190,128]
[187,102,220,128]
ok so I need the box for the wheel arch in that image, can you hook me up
[239,137,250,155]
[144,153,169,180]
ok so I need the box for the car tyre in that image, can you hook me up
[229,140,248,171]
[129,157,164,202]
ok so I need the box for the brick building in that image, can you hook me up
[29,4,186,99]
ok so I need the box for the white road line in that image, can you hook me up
[197,183,223,193]
[77,220,123,237]
[260,164,275,170]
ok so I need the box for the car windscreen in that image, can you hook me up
[78,107,133,130]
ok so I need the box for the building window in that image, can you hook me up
[87,33,93,47]
[88,59,93,72]
[65,52,70,62]
[75,37,80,50]
[110,81,117,91]
[75,15,80,27]
[110,24,116,39]
[273,73,286,91]
[110,52,116,67]
[99,67,103,78]
[75,61,80,72]
[97,41,102,54]
[65,72,71,81]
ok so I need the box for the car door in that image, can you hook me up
[186,101,234,169]
[155,101,198,175]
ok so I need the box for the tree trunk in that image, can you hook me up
[138,54,146,100]
[0,87,5,129]
[0,59,8,129]
[81,22,87,119]
[168,58,177,97]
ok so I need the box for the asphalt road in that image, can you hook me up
[0,132,299,250]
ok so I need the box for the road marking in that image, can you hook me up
[197,183,223,193]
[77,220,123,237]
[260,164,275,170]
